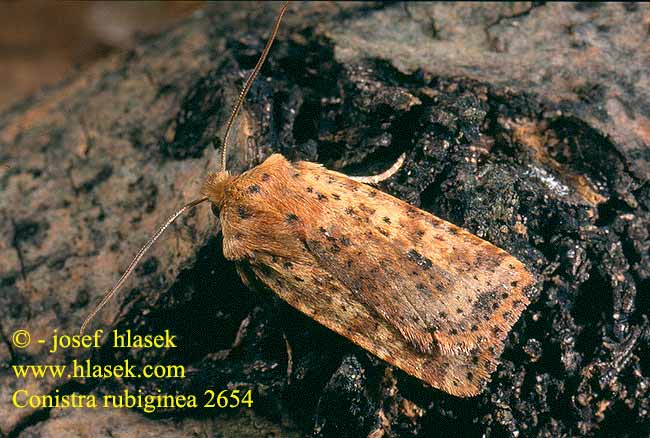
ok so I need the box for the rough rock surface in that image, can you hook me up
[1,2,648,437]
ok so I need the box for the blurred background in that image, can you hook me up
[0,1,206,112]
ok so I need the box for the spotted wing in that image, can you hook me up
[219,154,533,396]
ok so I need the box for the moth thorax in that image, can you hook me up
[201,171,233,207]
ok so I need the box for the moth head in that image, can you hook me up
[201,171,234,208]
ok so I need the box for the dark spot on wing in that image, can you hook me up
[307,187,313,193]
[283,261,293,269]
[475,249,508,272]
[358,204,376,215]
[407,249,433,270]
[332,193,341,200]
[383,216,391,224]
[286,213,299,223]
[473,289,499,316]
[238,206,252,219]
[317,193,327,201]
[262,173,270,181]
[318,227,336,242]
[248,184,260,193]
[340,236,351,246]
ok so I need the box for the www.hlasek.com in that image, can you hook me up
[10,328,252,413]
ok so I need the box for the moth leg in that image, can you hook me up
[236,263,261,292]
[283,333,293,384]
[349,153,405,185]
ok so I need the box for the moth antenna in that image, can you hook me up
[80,197,209,335]
[219,1,290,171]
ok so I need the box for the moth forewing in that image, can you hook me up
[205,154,533,396]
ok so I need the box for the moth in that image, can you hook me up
[82,2,533,397]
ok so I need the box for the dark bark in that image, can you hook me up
[1,2,648,437]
